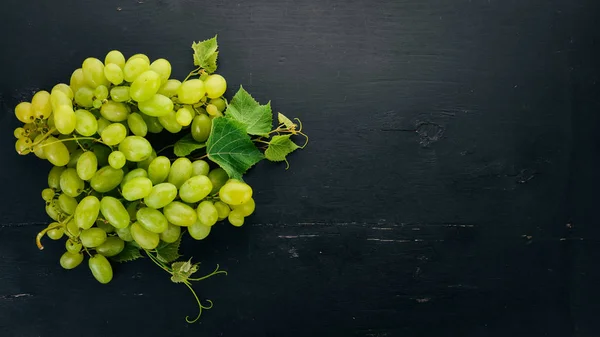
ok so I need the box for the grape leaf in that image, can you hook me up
[225,86,273,137]
[206,117,264,179]
[174,134,206,157]
[170,260,199,283]
[265,134,300,163]
[277,112,297,130]
[192,35,218,73]
[111,242,142,263]
[156,236,182,263]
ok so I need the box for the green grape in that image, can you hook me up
[122,177,153,201]
[127,112,148,137]
[105,50,126,68]
[160,223,181,243]
[110,86,130,102]
[90,166,124,193]
[214,201,231,220]
[70,68,86,94]
[118,136,153,162]
[163,201,197,227]
[158,110,182,133]
[42,188,55,202]
[179,175,212,203]
[45,200,61,221]
[137,94,173,117]
[208,168,229,194]
[58,193,78,214]
[130,70,162,102]
[130,222,159,249]
[191,114,212,142]
[129,53,150,63]
[31,91,53,119]
[15,102,34,123]
[52,83,74,100]
[108,151,126,169]
[115,225,134,242]
[136,207,168,233]
[65,218,80,237]
[68,150,85,170]
[147,156,170,184]
[74,109,98,136]
[123,57,150,82]
[175,106,194,126]
[96,117,111,134]
[191,160,210,177]
[96,237,125,257]
[150,58,171,84]
[144,183,178,209]
[189,220,211,240]
[205,104,219,117]
[120,168,148,189]
[208,110,223,118]
[158,79,181,97]
[168,158,192,189]
[209,97,226,112]
[66,240,82,253]
[136,149,156,170]
[14,127,26,139]
[219,179,253,206]
[75,87,94,108]
[94,85,109,101]
[89,254,113,284]
[80,227,107,247]
[104,63,124,85]
[82,57,108,88]
[228,209,245,227]
[100,100,129,122]
[60,168,84,197]
[91,144,111,167]
[53,105,76,135]
[199,72,209,81]
[126,201,139,220]
[47,227,65,240]
[100,196,130,229]
[96,220,115,233]
[231,198,255,217]
[50,89,73,111]
[48,166,65,190]
[32,134,47,159]
[141,113,164,133]
[92,99,103,109]
[76,151,98,181]
[101,123,128,146]
[60,251,84,270]
[196,200,218,227]
[15,137,32,155]
[204,74,227,98]
[75,196,101,230]
[177,79,206,104]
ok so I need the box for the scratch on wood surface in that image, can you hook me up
[278,235,319,239]
[0,293,32,300]
[367,238,444,243]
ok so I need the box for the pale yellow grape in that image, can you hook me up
[82,57,108,88]
[100,100,129,122]
[123,57,150,82]
[219,179,253,205]
[196,200,218,227]
[147,156,170,184]
[122,177,153,201]
[214,201,231,220]
[137,94,173,117]
[75,109,98,136]
[15,102,34,123]
[168,158,192,189]
[42,137,70,166]
[177,79,205,104]
[53,105,77,135]
[94,85,109,101]
[160,223,181,243]
[15,138,32,155]
[158,110,182,133]
[143,183,178,209]
[70,68,86,94]
[206,104,219,117]
[52,84,74,100]
[110,86,130,102]
[150,58,171,84]
[31,91,52,119]
[158,79,181,97]
[188,220,211,240]
[104,63,125,85]
[101,123,128,146]
[76,151,98,181]
[104,50,126,68]
[130,70,162,102]
[118,136,153,162]
[204,74,227,98]
[75,87,94,108]
[175,106,194,126]
[127,113,148,137]
[33,134,47,159]
[231,198,256,217]
[108,151,126,169]
[130,222,160,249]
[209,97,227,112]
[90,166,124,193]
[50,90,73,111]
[163,201,197,227]
[136,149,156,170]
[97,117,111,134]
[129,53,150,63]
[228,209,245,227]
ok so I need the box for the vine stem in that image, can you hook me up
[184,281,213,324]
[35,137,106,150]
[187,264,228,281]
[30,128,57,147]
[144,249,172,273]
[35,222,64,250]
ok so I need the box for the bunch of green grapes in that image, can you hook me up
[13,50,254,284]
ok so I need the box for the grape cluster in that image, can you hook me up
[14,50,255,284]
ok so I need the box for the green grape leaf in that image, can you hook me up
[155,236,182,263]
[111,242,142,263]
[206,117,264,179]
[170,259,199,283]
[265,134,300,162]
[192,35,218,73]
[225,86,273,137]
[277,112,297,130]
[174,134,206,157]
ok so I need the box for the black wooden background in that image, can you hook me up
[0,0,599,336]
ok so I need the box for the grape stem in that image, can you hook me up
[35,137,107,150]
[183,67,202,82]
[30,128,57,147]
[35,221,65,250]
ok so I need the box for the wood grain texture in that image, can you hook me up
[0,0,599,336]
